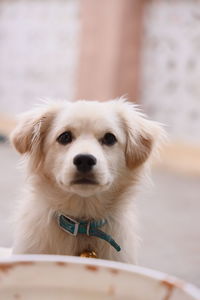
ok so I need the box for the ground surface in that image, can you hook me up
[0,143,199,286]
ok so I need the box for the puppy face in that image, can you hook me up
[11,99,163,197]
[43,101,127,197]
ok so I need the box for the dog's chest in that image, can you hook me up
[60,233,101,257]
[52,224,100,256]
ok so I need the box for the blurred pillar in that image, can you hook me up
[75,0,146,102]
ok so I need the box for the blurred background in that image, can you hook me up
[0,0,200,286]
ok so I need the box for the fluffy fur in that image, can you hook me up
[10,99,164,263]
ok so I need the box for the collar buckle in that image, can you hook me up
[57,214,79,236]
[86,221,90,236]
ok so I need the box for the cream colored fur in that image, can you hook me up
[10,99,164,263]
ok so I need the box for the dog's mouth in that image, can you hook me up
[71,178,98,185]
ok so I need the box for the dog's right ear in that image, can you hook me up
[116,99,166,169]
[10,106,56,155]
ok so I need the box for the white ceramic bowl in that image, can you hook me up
[0,255,199,300]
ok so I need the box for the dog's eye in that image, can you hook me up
[101,133,117,146]
[57,131,73,145]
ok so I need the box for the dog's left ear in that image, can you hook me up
[10,104,58,170]
[119,101,165,169]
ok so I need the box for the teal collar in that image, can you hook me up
[56,213,121,252]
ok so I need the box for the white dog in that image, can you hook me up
[10,99,163,263]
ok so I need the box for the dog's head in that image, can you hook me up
[11,99,164,197]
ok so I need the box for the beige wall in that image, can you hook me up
[140,0,200,145]
[1,0,200,146]
[0,0,80,115]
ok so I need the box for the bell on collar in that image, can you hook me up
[80,250,98,258]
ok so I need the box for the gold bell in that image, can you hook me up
[80,250,98,258]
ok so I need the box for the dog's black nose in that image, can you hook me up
[73,154,97,173]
